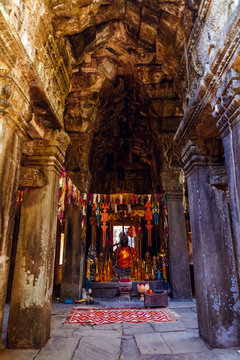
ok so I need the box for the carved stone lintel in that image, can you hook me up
[68,170,92,193]
[216,93,240,137]
[175,9,240,151]
[166,192,183,201]
[0,77,31,138]
[209,166,228,189]
[181,138,223,177]
[19,167,46,188]
[161,169,182,194]
[22,130,70,174]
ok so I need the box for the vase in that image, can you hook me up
[137,283,150,301]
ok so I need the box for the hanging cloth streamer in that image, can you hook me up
[96,204,101,227]
[145,201,153,247]
[101,203,108,248]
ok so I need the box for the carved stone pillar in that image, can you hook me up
[162,170,192,299]
[8,130,70,348]
[217,97,240,278]
[61,201,85,300]
[0,77,30,339]
[182,139,240,347]
[167,192,192,299]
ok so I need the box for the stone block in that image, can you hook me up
[35,336,79,360]
[212,349,240,360]
[178,312,198,329]
[161,331,209,354]
[123,322,155,335]
[93,323,122,331]
[151,321,186,333]
[120,337,139,360]
[134,333,171,354]
[72,334,121,360]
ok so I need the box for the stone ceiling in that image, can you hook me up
[51,0,200,193]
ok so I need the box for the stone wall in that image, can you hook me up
[0,0,71,129]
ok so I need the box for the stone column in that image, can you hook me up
[0,77,30,340]
[8,130,70,348]
[167,192,192,299]
[217,106,240,278]
[182,139,240,347]
[61,201,85,300]
[160,134,192,299]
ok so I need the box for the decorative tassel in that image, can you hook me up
[152,204,159,225]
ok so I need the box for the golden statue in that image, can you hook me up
[114,233,138,278]
[94,258,100,282]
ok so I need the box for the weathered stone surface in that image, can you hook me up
[50,0,196,194]
[0,76,31,343]
[123,322,154,335]
[72,334,121,360]
[167,192,192,299]
[0,2,71,129]
[73,328,122,338]
[93,323,121,331]
[0,349,39,359]
[161,331,209,354]
[178,311,198,330]
[120,336,139,360]
[134,333,171,355]
[218,119,240,282]
[0,123,22,342]
[151,321,186,333]
[61,202,85,300]
[7,131,70,349]
[19,168,46,188]
[181,140,240,347]
[35,336,79,360]
[212,349,240,360]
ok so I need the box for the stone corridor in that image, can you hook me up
[1,299,240,360]
[1,0,240,354]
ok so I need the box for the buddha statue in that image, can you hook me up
[113,233,138,279]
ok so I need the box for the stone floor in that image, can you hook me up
[1,298,240,360]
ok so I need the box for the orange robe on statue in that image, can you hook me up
[115,246,138,268]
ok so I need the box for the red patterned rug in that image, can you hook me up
[65,308,174,325]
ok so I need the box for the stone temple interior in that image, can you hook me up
[1,0,240,354]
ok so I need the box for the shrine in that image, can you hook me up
[1,0,240,355]
[54,165,191,305]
